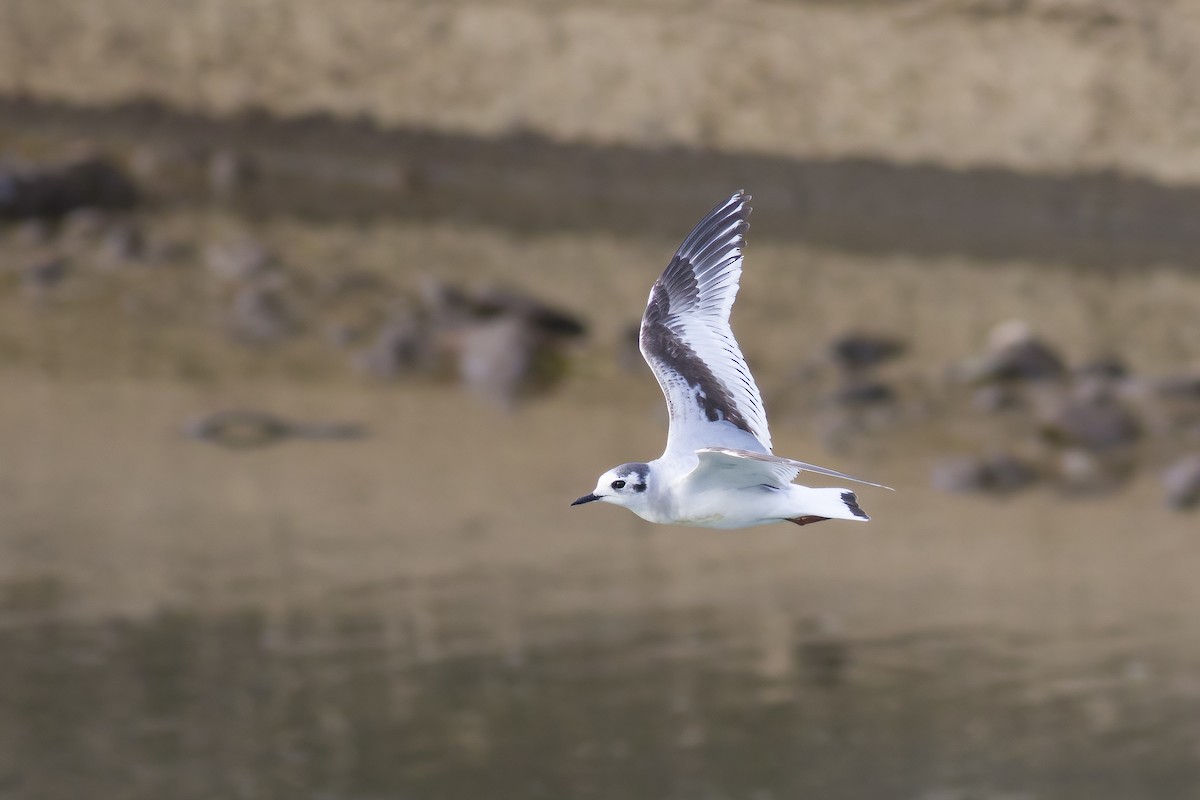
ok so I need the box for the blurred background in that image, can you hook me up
[2,1,1200,798]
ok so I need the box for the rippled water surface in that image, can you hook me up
[1,377,1198,799]
[4,596,1198,799]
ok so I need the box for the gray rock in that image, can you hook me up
[1162,454,1200,510]
[971,384,1024,413]
[931,453,1038,494]
[204,238,276,282]
[227,280,297,344]
[931,457,990,493]
[458,316,552,410]
[420,277,587,340]
[1156,371,1200,399]
[1038,398,1140,451]
[985,453,1041,493]
[1076,354,1130,380]
[410,277,586,407]
[0,155,137,220]
[98,223,145,266]
[470,284,587,339]
[13,218,53,245]
[353,314,436,378]
[207,150,257,197]
[958,320,1067,383]
[1056,448,1133,497]
[22,258,69,291]
[184,409,365,449]
[826,331,906,372]
[318,270,389,300]
[58,207,109,241]
[830,378,896,408]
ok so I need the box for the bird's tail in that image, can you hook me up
[786,486,871,525]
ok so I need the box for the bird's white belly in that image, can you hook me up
[672,512,729,528]
[644,486,780,529]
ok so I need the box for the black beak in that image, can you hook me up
[571,493,600,506]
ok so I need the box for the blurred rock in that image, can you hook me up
[353,311,436,378]
[957,319,1067,383]
[470,284,588,339]
[0,155,137,220]
[930,456,993,494]
[418,275,474,325]
[458,315,567,410]
[404,277,586,407]
[13,218,53,245]
[1069,372,1121,406]
[1161,454,1200,510]
[207,149,257,197]
[1076,354,1130,380]
[144,238,195,267]
[98,223,145,266]
[1056,448,1134,497]
[1037,396,1140,451]
[931,453,1038,494]
[318,270,389,300]
[324,321,365,348]
[22,258,69,292]
[227,277,297,344]
[128,142,207,186]
[420,277,587,340]
[830,378,896,408]
[205,238,276,282]
[826,331,906,373]
[184,409,365,448]
[985,453,1041,493]
[1156,370,1200,400]
[58,207,109,241]
[971,384,1024,413]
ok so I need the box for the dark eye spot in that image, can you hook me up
[611,480,626,490]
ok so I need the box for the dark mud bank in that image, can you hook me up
[6,95,1200,270]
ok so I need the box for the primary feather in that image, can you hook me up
[639,190,772,459]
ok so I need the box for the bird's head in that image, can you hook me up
[571,462,652,512]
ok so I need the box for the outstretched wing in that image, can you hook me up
[693,447,894,490]
[639,190,772,460]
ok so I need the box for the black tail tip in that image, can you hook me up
[842,491,870,520]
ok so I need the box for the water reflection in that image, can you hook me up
[2,576,1196,800]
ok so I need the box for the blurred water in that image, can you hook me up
[0,380,1198,799]
[1,576,1198,800]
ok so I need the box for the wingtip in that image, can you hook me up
[841,491,871,520]
[697,446,894,491]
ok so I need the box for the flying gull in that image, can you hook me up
[572,190,891,528]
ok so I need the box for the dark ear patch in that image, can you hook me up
[615,462,651,489]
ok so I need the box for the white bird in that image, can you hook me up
[572,190,891,528]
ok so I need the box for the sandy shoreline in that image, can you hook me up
[7,0,1200,183]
